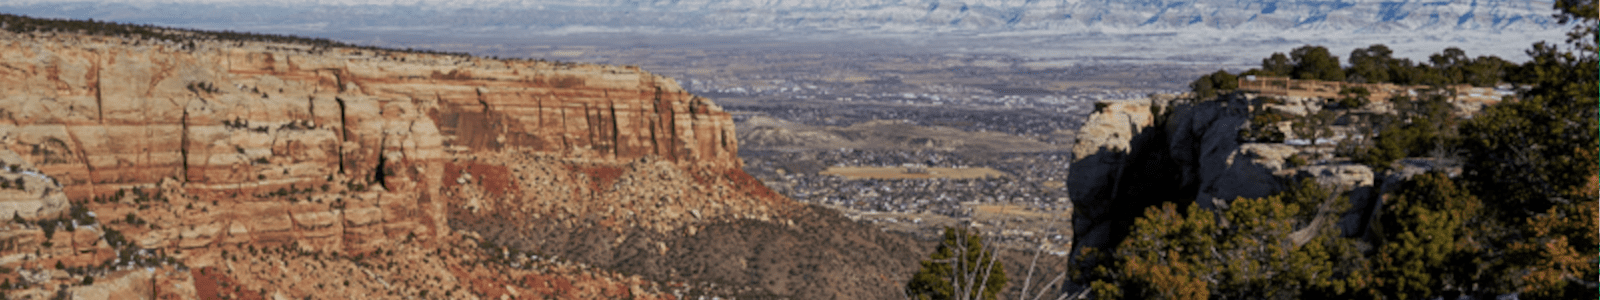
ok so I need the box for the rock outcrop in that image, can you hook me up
[0,22,920,299]
[1067,95,1384,254]
[0,28,764,249]
[0,32,740,197]
[0,150,67,220]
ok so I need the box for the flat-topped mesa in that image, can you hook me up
[0,33,739,200]
[0,31,768,259]
[0,24,916,300]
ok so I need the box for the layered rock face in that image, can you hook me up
[0,28,918,299]
[0,30,754,245]
[0,151,67,220]
[0,32,739,195]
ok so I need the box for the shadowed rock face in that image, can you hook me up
[1071,97,1267,251]
[1066,100,1167,253]
[1067,95,1380,255]
[0,29,923,299]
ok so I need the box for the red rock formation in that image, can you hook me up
[0,37,739,194]
[0,31,760,236]
[0,28,788,299]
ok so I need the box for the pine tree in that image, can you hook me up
[1213,195,1303,300]
[906,227,1007,300]
[1190,69,1239,99]
[1289,45,1345,81]
[1262,53,1293,76]
[1371,172,1485,299]
[1090,202,1213,300]
[1461,40,1598,217]
[1347,44,1396,83]
[1510,171,1598,299]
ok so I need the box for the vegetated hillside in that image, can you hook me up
[1066,3,1596,297]
[0,14,925,299]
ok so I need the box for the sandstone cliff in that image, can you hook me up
[0,21,922,299]
[0,27,770,246]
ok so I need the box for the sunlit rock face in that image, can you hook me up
[0,29,825,299]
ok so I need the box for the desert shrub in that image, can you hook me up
[1190,70,1239,99]
[1355,123,1412,171]
[1335,96,1367,109]
[1240,110,1289,143]
[1336,87,1370,109]
[69,203,94,226]
[1286,154,1308,168]
[102,227,127,248]
[1372,172,1486,299]
[38,219,57,240]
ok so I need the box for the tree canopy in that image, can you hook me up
[1262,52,1293,76]
[1233,44,1515,88]
[1290,45,1346,81]
[1189,69,1239,99]
[1088,181,1366,300]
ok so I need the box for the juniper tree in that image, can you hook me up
[906,227,1007,300]
[1372,173,1486,299]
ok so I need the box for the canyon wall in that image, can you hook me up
[0,30,756,247]
[0,28,925,299]
[0,32,741,195]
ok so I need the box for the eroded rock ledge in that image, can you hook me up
[0,29,763,244]
[0,29,928,299]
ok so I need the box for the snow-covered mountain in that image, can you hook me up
[0,0,1563,35]
[0,0,1571,65]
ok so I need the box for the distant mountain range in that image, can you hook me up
[0,0,1564,35]
[0,0,1571,65]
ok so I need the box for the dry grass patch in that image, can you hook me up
[972,203,1068,220]
[818,166,1006,179]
